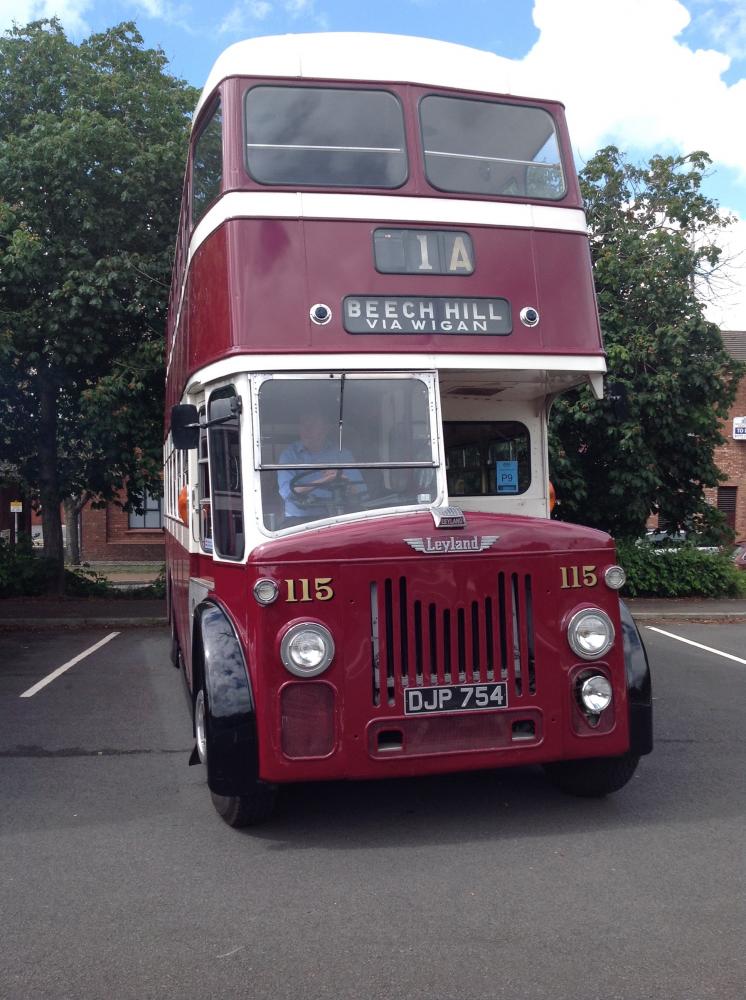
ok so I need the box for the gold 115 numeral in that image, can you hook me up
[560,565,598,589]
[285,577,334,603]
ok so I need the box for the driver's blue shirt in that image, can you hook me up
[278,441,365,518]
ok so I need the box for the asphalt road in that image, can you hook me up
[1,622,745,1000]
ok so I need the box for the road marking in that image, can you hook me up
[646,626,746,665]
[19,632,121,698]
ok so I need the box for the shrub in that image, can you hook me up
[64,564,114,596]
[616,540,746,598]
[0,537,57,596]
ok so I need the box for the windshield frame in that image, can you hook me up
[250,371,444,534]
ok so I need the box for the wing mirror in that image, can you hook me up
[170,404,200,450]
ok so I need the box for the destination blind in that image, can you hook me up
[343,296,511,335]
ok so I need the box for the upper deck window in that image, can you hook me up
[244,86,407,188]
[192,102,223,225]
[420,95,565,200]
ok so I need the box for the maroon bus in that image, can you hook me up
[164,33,652,827]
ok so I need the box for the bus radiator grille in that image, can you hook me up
[369,572,536,708]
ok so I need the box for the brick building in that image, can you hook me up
[706,330,746,541]
[28,492,165,562]
[78,491,165,562]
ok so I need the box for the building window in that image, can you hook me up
[128,491,163,530]
[717,486,737,531]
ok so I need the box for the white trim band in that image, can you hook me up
[183,353,606,394]
[190,192,588,265]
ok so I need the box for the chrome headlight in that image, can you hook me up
[280,623,335,677]
[567,608,615,660]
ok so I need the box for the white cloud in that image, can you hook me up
[505,0,746,328]
[0,0,91,36]
[512,0,746,186]
[217,0,272,36]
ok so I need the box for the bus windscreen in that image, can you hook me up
[255,374,437,528]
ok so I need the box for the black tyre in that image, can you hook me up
[194,684,276,828]
[210,786,277,828]
[543,752,640,798]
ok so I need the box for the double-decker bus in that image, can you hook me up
[164,32,652,827]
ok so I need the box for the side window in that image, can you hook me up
[208,385,244,559]
[444,421,531,496]
[198,408,213,552]
[192,101,223,226]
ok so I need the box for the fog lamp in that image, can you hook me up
[580,674,613,714]
[280,623,335,677]
[567,608,615,659]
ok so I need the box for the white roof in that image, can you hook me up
[194,32,548,122]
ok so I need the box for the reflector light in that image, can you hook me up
[253,578,279,605]
[604,565,626,590]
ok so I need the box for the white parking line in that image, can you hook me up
[646,626,746,666]
[19,632,121,698]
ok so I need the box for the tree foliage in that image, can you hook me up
[550,146,744,539]
[0,20,197,583]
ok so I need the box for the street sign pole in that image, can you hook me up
[10,500,23,545]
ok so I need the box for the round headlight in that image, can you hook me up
[567,608,615,659]
[280,623,335,677]
[604,565,626,590]
[580,674,613,714]
[253,578,279,606]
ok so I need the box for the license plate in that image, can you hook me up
[404,682,508,716]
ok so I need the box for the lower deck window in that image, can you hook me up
[444,421,530,496]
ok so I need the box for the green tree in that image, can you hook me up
[0,20,196,586]
[550,146,743,539]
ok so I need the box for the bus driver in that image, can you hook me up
[277,410,367,523]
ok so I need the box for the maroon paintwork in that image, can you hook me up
[167,513,629,783]
[165,79,602,411]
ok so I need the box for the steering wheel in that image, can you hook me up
[289,469,354,511]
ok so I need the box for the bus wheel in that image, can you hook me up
[210,787,277,828]
[195,684,276,827]
[543,752,640,798]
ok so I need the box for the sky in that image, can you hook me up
[2,0,745,329]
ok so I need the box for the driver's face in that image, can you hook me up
[299,413,329,452]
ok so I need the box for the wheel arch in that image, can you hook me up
[192,600,262,796]
[619,599,653,757]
